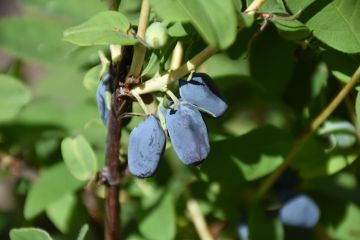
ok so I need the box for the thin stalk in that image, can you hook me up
[257,65,360,198]
[127,0,150,77]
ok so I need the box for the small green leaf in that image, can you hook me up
[139,194,176,240]
[24,162,84,219]
[305,0,360,53]
[357,91,360,128]
[151,0,238,49]
[77,224,89,240]
[83,65,101,93]
[64,11,138,46]
[61,135,98,181]
[0,74,31,123]
[10,228,53,240]
[46,194,77,233]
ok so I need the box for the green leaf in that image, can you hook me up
[24,162,84,219]
[83,65,101,93]
[46,194,77,233]
[61,135,98,181]
[273,19,311,41]
[249,201,284,240]
[357,91,360,128]
[64,11,138,46]
[327,203,360,240]
[208,126,292,181]
[139,194,176,240]
[10,228,52,240]
[0,17,70,63]
[322,48,360,82]
[77,224,89,240]
[292,137,358,179]
[0,74,31,123]
[250,26,296,96]
[151,0,238,49]
[305,0,360,53]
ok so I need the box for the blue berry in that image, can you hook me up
[128,115,165,178]
[179,73,228,117]
[96,74,110,125]
[279,194,320,228]
[165,103,210,165]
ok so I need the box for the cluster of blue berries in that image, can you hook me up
[127,72,228,178]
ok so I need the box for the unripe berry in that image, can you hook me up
[145,22,168,49]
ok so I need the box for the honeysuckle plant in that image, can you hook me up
[1,0,360,240]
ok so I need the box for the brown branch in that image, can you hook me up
[104,46,133,240]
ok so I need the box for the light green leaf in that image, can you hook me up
[0,74,31,123]
[0,17,70,63]
[151,0,238,49]
[61,135,98,181]
[10,228,52,240]
[64,11,138,46]
[0,74,31,122]
[305,0,360,53]
[273,19,311,41]
[83,65,101,93]
[77,224,89,240]
[208,126,292,181]
[139,194,176,240]
[327,203,360,240]
[46,194,77,233]
[24,162,84,219]
[357,91,360,128]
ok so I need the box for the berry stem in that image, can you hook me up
[256,65,360,198]
[127,0,150,77]
[130,0,268,97]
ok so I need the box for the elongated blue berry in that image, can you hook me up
[96,74,110,125]
[179,73,228,117]
[279,194,320,228]
[165,103,210,165]
[128,115,165,178]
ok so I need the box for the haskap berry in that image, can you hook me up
[279,193,320,228]
[179,72,228,118]
[128,115,166,178]
[164,102,210,165]
[96,74,110,125]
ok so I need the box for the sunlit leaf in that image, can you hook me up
[10,228,52,240]
[0,74,31,123]
[61,135,98,181]
[64,11,138,46]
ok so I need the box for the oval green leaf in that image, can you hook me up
[46,194,77,233]
[0,74,31,123]
[139,194,176,240]
[24,162,84,219]
[305,0,360,53]
[61,135,98,181]
[10,228,52,240]
[63,11,138,46]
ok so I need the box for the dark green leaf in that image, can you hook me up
[208,126,292,181]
